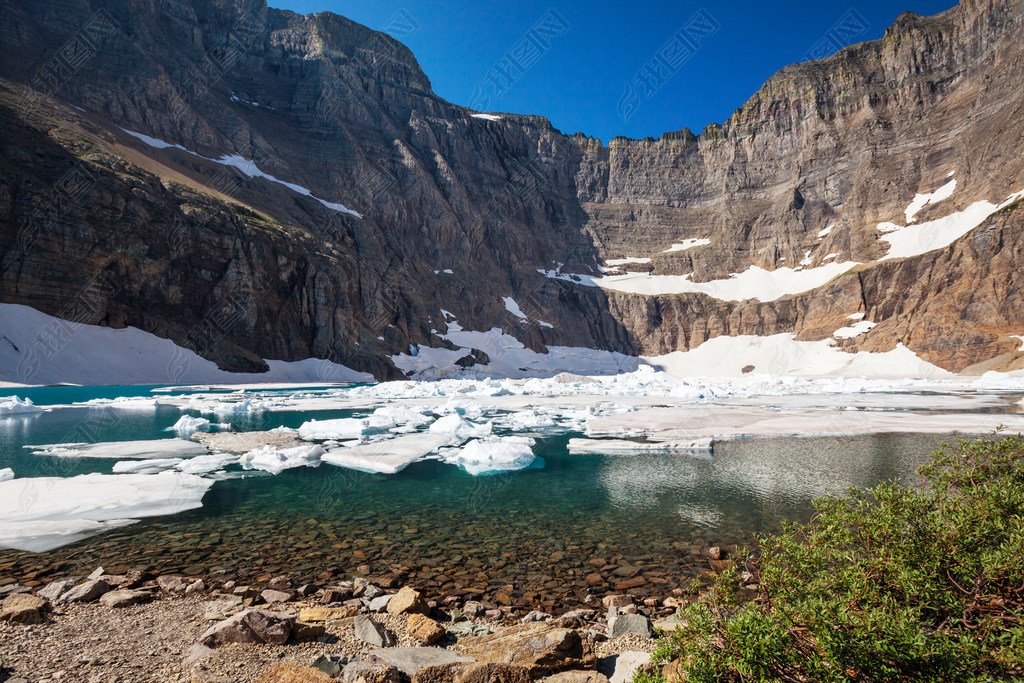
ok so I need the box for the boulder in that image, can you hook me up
[312,654,350,677]
[354,615,396,648]
[0,594,50,624]
[291,622,326,641]
[387,586,427,615]
[60,579,109,604]
[299,605,360,622]
[458,622,594,674]
[607,614,651,640]
[597,652,652,683]
[255,663,334,682]
[199,609,296,648]
[36,579,75,601]
[99,590,152,608]
[369,648,473,678]
[407,613,445,645]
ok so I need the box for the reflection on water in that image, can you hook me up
[0,395,951,606]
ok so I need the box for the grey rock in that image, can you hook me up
[199,609,296,648]
[157,575,185,592]
[313,654,351,677]
[462,601,485,618]
[607,614,651,640]
[98,589,152,608]
[520,610,552,623]
[185,579,206,595]
[367,594,394,613]
[342,657,402,683]
[181,643,217,667]
[561,609,597,621]
[362,584,385,600]
[0,584,30,597]
[36,580,75,602]
[597,652,652,683]
[445,621,492,639]
[354,615,396,647]
[0,594,50,623]
[369,647,474,677]
[260,588,293,604]
[87,566,104,580]
[203,596,244,621]
[60,580,109,604]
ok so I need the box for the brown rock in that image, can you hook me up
[299,606,360,622]
[584,573,604,587]
[613,577,646,591]
[260,588,294,604]
[407,613,445,645]
[0,593,50,623]
[543,672,611,683]
[291,622,327,641]
[600,595,632,610]
[387,586,427,615]
[255,663,334,682]
[458,621,594,674]
[413,662,531,683]
[702,546,722,560]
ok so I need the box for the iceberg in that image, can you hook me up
[0,396,45,415]
[0,467,13,482]
[428,414,493,439]
[171,414,211,436]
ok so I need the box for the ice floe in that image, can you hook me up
[0,471,214,552]
[26,438,209,460]
[321,433,452,474]
[240,444,325,475]
[0,397,45,415]
[0,468,13,482]
[174,453,238,475]
[298,416,395,440]
[428,414,493,439]
[112,458,184,474]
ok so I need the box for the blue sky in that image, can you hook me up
[271,0,958,142]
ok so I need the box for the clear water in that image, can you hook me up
[0,385,960,607]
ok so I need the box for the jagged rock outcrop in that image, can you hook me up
[0,0,1021,378]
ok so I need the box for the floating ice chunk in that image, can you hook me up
[371,405,434,428]
[76,397,163,410]
[501,410,557,430]
[428,414,492,439]
[503,297,528,320]
[26,438,209,460]
[112,458,184,474]
[567,438,713,454]
[452,437,536,476]
[298,416,393,440]
[240,444,325,475]
[905,177,957,223]
[174,453,238,475]
[833,320,877,340]
[0,471,214,552]
[0,397,45,415]
[171,414,211,436]
[322,434,452,474]
[0,468,13,481]
[663,239,711,253]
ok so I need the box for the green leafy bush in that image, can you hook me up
[642,434,1024,682]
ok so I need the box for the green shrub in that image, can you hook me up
[642,434,1024,682]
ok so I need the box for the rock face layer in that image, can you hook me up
[0,0,1021,379]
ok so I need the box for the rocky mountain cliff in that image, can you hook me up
[0,0,1022,380]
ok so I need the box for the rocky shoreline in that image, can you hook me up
[0,556,758,682]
